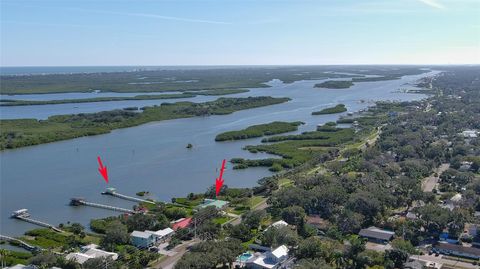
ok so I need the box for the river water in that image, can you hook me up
[0,71,436,236]
[0,92,216,120]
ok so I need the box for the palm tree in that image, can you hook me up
[0,249,9,269]
[331,251,347,269]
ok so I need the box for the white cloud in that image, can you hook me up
[417,0,446,9]
[72,8,231,25]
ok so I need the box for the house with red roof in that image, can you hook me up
[171,217,192,230]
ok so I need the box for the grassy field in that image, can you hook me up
[18,228,102,250]
[0,96,290,150]
[215,121,303,141]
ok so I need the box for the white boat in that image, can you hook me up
[11,209,30,218]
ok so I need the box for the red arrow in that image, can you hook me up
[97,156,109,183]
[215,159,226,197]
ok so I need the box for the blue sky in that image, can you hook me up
[1,0,479,66]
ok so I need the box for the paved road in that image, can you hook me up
[360,126,383,150]
[153,239,199,269]
[410,254,479,269]
[422,163,450,192]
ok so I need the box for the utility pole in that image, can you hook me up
[194,217,197,239]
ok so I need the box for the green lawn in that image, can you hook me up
[212,216,232,225]
[248,196,266,208]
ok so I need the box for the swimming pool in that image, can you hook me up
[237,252,253,262]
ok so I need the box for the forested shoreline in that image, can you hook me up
[0,96,289,149]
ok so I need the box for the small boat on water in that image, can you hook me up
[186,143,193,149]
[11,209,30,218]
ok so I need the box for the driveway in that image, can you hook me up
[422,163,450,192]
[153,239,199,269]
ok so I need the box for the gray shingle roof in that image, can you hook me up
[359,227,394,241]
[434,242,480,256]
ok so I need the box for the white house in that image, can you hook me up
[269,220,288,229]
[65,253,94,264]
[264,220,289,232]
[7,265,38,269]
[462,130,478,138]
[145,227,175,242]
[66,244,118,264]
[246,245,289,269]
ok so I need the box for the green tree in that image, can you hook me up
[295,237,337,261]
[344,235,366,269]
[282,206,306,227]
[29,251,57,268]
[70,223,84,235]
[126,213,165,232]
[261,226,299,248]
[295,258,333,269]
[391,238,417,254]
[100,220,129,250]
[242,209,267,229]
[227,223,253,242]
[384,249,408,269]
[197,220,221,240]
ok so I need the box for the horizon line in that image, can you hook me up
[2,63,480,68]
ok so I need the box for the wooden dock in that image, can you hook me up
[0,234,40,251]
[102,187,155,204]
[11,209,63,233]
[70,198,136,213]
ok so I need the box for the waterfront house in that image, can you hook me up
[145,227,175,242]
[432,242,480,260]
[246,245,289,269]
[359,227,395,244]
[65,253,95,264]
[172,217,192,230]
[197,198,229,210]
[130,231,155,248]
[66,244,118,264]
